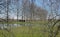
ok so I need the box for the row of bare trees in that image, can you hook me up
[21,0,48,21]
[0,0,48,22]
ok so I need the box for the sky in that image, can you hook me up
[36,0,60,19]
[0,0,60,19]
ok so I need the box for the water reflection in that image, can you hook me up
[0,24,21,29]
[0,23,38,30]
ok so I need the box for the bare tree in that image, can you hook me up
[45,0,60,37]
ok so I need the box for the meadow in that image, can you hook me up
[0,21,60,37]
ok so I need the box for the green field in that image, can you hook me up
[0,24,48,37]
[0,21,60,37]
[0,21,48,24]
[0,25,60,37]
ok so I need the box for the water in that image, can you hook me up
[0,24,21,29]
[0,23,50,30]
[0,24,34,29]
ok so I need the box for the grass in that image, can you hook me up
[0,20,48,25]
[0,21,60,37]
[0,24,49,37]
[0,21,48,37]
